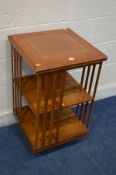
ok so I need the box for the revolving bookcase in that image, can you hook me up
[8,28,107,153]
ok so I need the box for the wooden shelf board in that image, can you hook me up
[21,73,93,115]
[20,106,88,152]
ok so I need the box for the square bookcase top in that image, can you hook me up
[9,28,107,74]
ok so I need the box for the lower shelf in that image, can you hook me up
[20,106,88,152]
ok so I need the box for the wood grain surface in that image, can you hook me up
[9,28,107,74]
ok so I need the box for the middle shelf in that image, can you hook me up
[21,72,93,116]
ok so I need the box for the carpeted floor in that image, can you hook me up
[0,96,116,175]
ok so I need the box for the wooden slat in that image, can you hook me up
[79,65,91,120]
[81,66,86,87]
[34,75,42,148]
[93,63,102,98]
[86,63,102,127]
[42,75,50,146]
[88,64,96,94]
[84,65,91,91]
[82,102,89,123]
[14,48,18,118]
[56,71,65,142]
[18,55,22,121]
[11,45,15,115]
[17,51,20,119]
[49,73,58,143]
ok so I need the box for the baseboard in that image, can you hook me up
[0,109,17,127]
[0,109,12,117]
[96,83,116,100]
[0,83,116,127]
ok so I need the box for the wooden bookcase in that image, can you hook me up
[8,28,107,153]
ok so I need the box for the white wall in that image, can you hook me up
[0,0,116,125]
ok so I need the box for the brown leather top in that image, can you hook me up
[9,28,107,74]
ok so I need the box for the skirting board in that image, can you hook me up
[0,83,116,127]
[0,109,17,127]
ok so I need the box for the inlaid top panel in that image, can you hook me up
[9,28,107,73]
[26,33,85,58]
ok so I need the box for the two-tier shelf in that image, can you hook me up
[8,28,107,153]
